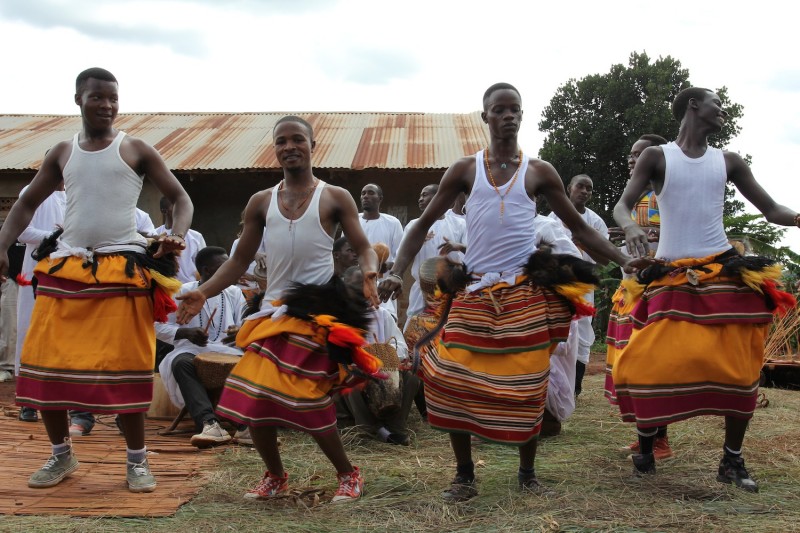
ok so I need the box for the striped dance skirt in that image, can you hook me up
[422,279,572,445]
[216,315,365,434]
[603,280,643,405]
[613,255,780,428]
[16,255,157,413]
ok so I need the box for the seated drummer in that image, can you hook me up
[156,246,247,448]
[341,266,418,446]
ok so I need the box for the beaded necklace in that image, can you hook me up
[483,148,523,223]
[198,294,225,342]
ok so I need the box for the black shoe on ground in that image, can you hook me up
[717,455,758,493]
[442,474,477,502]
[632,453,656,477]
[19,407,38,422]
[518,472,553,495]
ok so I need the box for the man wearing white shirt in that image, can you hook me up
[155,196,206,283]
[135,208,156,236]
[341,266,413,445]
[533,215,583,435]
[404,184,467,322]
[548,174,609,396]
[13,183,67,422]
[157,246,246,448]
[359,184,404,319]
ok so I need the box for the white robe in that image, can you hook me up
[403,215,467,321]
[156,282,246,408]
[533,216,584,422]
[368,307,408,361]
[15,188,66,375]
[154,225,206,283]
[135,208,156,235]
[359,213,404,319]
[547,208,609,364]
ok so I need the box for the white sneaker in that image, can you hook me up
[190,420,232,448]
[233,427,253,446]
[0,370,12,382]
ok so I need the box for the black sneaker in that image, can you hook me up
[442,474,477,502]
[19,407,38,422]
[717,455,758,493]
[518,471,553,495]
[632,453,656,477]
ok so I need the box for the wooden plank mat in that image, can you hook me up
[0,409,221,517]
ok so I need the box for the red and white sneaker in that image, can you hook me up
[243,471,289,499]
[331,466,364,503]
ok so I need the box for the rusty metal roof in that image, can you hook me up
[0,112,489,172]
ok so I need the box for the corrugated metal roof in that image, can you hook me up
[0,112,489,172]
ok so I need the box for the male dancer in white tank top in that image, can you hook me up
[380,83,651,501]
[177,116,381,503]
[0,67,192,493]
[614,87,800,492]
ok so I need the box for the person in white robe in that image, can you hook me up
[156,246,246,448]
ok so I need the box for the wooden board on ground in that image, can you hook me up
[0,409,220,517]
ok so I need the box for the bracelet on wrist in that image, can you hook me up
[169,232,185,240]
[387,273,403,283]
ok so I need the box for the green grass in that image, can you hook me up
[3,370,800,533]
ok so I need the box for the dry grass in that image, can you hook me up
[3,368,800,533]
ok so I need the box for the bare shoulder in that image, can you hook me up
[449,154,477,176]
[526,157,560,185]
[321,183,355,205]
[722,150,746,165]
[120,134,156,154]
[641,145,665,161]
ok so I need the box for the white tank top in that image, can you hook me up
[263,180,334,302]
[655,142,730,260]
[463,150,536,273]
[60,131,147,251]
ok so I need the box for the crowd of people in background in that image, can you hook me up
[0,68,798,503]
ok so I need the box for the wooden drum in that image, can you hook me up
[363,341,402,418]
[147,373,181,420]
[194,352,241,390]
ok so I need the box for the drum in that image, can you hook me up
[147,373,181,420]
[194,352,242,390]
[362,341,402,418]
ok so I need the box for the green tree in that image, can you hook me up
[537,51,742,222]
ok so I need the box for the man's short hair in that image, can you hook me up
[672,87,713,121]
[423,183,439,194]
[76,67,117,93]
[364,183,383,198]
[568,174,592,187]
[274,115,314,139]
[638,134,668,146]
[333,236,350,254]
[195,246,227,271]
[482,82,521,111]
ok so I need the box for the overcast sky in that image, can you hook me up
[1,0,798,248]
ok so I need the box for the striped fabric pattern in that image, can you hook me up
[16,364,153,412]
[442,282,572,354]
[604,285,636,405]
[630,279,775,328]
[35,272,152,299]
[17,256,156,414]
[421,281,571,445]
[216,316,366,434]
[422,344,550,444]
[613,272,773,428]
